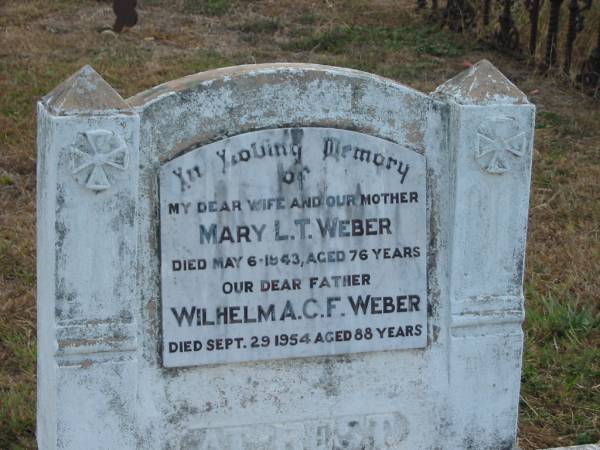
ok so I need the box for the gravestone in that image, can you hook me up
[37,61,535,449]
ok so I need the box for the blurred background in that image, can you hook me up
[0,1,598,449]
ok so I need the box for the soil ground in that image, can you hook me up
[0,1,598,449]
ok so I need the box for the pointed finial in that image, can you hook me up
[433,60,529,105]
[43,65,131,116]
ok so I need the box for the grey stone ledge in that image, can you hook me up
[543,445,600,450]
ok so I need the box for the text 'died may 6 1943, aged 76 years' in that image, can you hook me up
[159,127,427,367]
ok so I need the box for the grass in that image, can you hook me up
[0,0,598,449]
[521,290,600,446]
[184,0,233,16]
[237,18,282,34]
[286,24,470,56]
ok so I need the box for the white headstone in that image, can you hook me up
[37,61,534,449]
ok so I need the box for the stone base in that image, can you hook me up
[544,445,600,450]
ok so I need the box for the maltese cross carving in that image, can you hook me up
[476,117,526,175]
[69,130,128,191]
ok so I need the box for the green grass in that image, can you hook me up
[237,18,281,35]
[0,384,36,450]
[526,289,598,340]
[298,13,319,26]
[0,175,14,186]
[536,111,594,138]
[521,285,600,445]
[0,291,36,450]
[286,24,470,57]
[183,0,233,16]
[0,241,35,287]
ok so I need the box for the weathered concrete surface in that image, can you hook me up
[37,61,534,449]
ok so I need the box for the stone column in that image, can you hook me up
[434,60,535,450]
[37,66,140,449]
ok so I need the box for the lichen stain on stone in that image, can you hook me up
[79,359,93,369]
[239,392,257,409]
[463,435,515,450]
[110,193,136,230]
[167,401,200,425]
[426,166,442,326]
[55,279,81,321]
[404,122,425,152]
[315,359,341,397]
[430,325,442,345]
[57,334,129,351]
[200,401,214,413]
[246,377,260,389]
[145,297,158,336]
[350,82,364,114]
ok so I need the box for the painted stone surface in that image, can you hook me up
[37,61,534,450]
[160,128,427,367]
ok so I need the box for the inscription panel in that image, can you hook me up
[160,128,426,367]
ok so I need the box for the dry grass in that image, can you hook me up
[0,1,598,449]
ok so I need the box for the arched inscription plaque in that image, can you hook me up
[160,128,426,367]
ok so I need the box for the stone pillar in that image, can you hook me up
[434,60,535,449]
[37,66,140,449]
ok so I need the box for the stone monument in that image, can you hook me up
[37,61,534,449]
